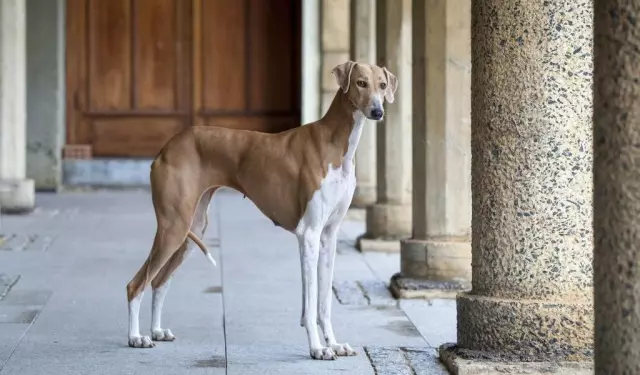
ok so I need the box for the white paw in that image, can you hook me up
[331,343,357,356]
[310,347,337,360]
[151,328,176,341]
[128,335,155,348]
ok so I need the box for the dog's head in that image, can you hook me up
[331,61,398,121]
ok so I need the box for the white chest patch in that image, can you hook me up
[296,112,365,235]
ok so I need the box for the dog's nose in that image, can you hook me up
[371,108,383,120]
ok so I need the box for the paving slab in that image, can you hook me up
[0,324,30,368]
[365,346,449,374]
[0,191,225,375]
[217,192,428,374]
[399,299,457,349]
[0,190,451,375]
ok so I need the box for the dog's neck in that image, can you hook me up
[320,90,366,173]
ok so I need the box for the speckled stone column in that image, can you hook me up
[443,0,594,364]
[390,0,471,298]
[594,2,640,373]
[349,0,377,208]
[359,0,412,252]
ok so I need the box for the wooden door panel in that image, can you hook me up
[92,118,184,157]
[134,0,179,110]
[206,116,299,133]
[196,0,301,128]
[66,0,300,158]
[67,0,191,158]
[249,0,294,112]
[200,0,247,112]
[88,0,131,111]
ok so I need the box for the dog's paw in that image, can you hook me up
[128,335,155,348]
[331,343,357,356]
[310,347,337,360]
[151,328,176,341]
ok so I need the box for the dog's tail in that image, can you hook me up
[187,230,217,267]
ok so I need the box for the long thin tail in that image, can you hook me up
[187,230,217,267]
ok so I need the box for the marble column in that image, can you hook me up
[358,0,411,252]
[0,0,34,213]
[593,1,640,373]
[440,0,594,369]
[391,0,471,299]
[349,0,377,208]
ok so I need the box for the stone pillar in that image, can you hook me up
[391,0,471,299]
[26,0,65,191]
[301,0,322,125]
[0,0,35,213]
[440,0,594,371]
[349,0,377,208]
[593,2,640,373]
[320,0,350,116]
[358,0,411,252]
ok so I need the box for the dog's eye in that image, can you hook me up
[380,82,387,89]
[356,80,367,88]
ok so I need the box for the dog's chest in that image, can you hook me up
[318,164,355,218]
[296,164,355,233]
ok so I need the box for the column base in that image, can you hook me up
[350,185,377,208]
[364,202,411,240]
[438,343,593,375]
[399,237,471,282]
[345,207,366,221]
[456,292,593,362]
[357,235,400,252]
[389,272,469,299]
[0,179,35,214]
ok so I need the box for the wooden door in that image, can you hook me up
[66,0,301,158]
[194,0,301,131]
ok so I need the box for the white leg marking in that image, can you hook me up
[299,231,337,360]
[151,278,176,341]
[300,245,307,327]
[318,224,356,357]
[128,292,155,348]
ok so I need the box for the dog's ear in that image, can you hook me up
[331,61,357,93]
[383,67,398,103]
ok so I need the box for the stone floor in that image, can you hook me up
[0,189,455,374]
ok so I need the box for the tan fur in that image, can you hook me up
[125,62,397,303]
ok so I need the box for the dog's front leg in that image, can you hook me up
[298,230,337,360]
[317,224,357,357]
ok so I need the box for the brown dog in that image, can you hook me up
[125,61,397,360]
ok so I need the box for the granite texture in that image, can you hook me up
[439,343,594,375]
[593,1,640,373]
[457,294,593,361]
[458,0,594,361]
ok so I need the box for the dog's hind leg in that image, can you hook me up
[126,199,196,348]
[149,188,216,342]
